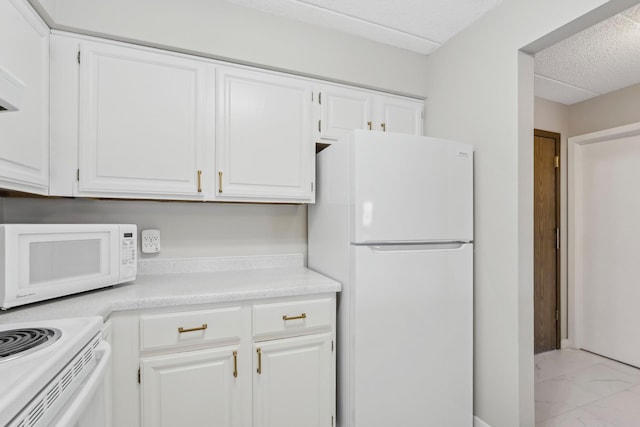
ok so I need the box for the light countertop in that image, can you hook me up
[0,255,341,324]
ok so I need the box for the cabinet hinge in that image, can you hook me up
[319,92,322,105]
[331,340,334,352]
[554,155,559,168]
[137,367,141,384]
[76,169,80,181]
[555,310,559,321]
[331,415,334,426]
[311,92,314,102]
[77,50,81,64]
[318,119,321,133]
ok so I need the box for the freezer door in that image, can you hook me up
[349,243,473,427]
[350,131,473,243]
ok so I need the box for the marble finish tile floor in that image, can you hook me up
[535,348,640,426]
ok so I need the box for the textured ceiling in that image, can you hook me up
[223,0,503,55]
[534,3,640,105]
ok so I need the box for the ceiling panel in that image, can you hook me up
[224,0,502,54]
[535,3,640,105]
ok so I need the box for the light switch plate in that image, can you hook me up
[141,229,161,253]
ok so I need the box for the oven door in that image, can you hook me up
[2,224,121,308]
[51,340,111,427]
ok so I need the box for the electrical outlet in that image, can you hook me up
[141,229,161,253]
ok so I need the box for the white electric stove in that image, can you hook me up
[0,316,110,427]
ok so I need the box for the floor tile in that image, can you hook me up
[536,408,617,427]
[535,377,602,422]
[535,349,606,382]
[581,390,640,426]
[559,363,640,397]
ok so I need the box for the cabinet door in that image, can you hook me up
[254,333,333,427]
[375,95,424,136]
[216,67,313,202]
[78,41,214,199]
[318,85,372,142]
[0,0,49,195]
[141,346,243,427]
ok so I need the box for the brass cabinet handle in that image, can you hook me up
[381,123,386,132]
[256,348,262,374]
[367,121,372,130]
[218,171,223,193]
[282,313,307,321]
[197,170,202,193]
[233,351,238,378]
[178,323,208,333]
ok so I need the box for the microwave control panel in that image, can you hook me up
[119,226,137,281]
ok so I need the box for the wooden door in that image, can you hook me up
[254,333,333,427]
[140,346,243,427]
[534,129,560,353]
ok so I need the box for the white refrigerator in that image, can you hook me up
[308,130,473,427]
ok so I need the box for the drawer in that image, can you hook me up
[140,307,243,351]
[253,298,333,338]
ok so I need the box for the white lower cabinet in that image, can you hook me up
[110,294,336,427]
[141,346,242,427]
[254,334,333,427]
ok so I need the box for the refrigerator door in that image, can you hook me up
[350,131,473,244]
[349,243,472,427]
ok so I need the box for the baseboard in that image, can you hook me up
[561,339,570,349]
[474,416,491,427]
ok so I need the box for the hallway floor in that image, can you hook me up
[535,348,640,426]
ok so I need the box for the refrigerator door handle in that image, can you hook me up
[368,242,470,252]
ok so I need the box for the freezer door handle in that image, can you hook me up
[369,242,469,252]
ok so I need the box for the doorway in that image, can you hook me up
[533,129,560,354]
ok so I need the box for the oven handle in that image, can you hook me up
[52,341,111,427]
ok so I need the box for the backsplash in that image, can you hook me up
[1,197,307,261]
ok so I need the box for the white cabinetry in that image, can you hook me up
[216,67,314,202]
[375,94,424,135]
[76,40,214,199]
[0,0,49,195]
[316,84,423,143]
[252,297,335,427]
[110,294,336,427]
[141,346,242,427]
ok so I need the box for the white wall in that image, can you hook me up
[569,82,640,137]
[2,198,307,259]
[534,97,570,342]
[33,0,430,97]
[422,1,617,426]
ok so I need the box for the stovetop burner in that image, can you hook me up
[0,328,61,361]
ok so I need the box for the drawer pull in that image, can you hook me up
[178,323,208,333]
[282,313,307,321]
[233,351,238,378]
[257,348,262,374]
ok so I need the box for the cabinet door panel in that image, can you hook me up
[141,346,242,427]
[79,41,212,198]
[377,95,424,136]
[254,333,333,427]
[319,85,372,141]
[217,67,313,201]
[0,0,49,195]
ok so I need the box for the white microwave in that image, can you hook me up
[0,224,137,309]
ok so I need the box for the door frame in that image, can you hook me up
[534,128,561,351]
[568,121,640,350]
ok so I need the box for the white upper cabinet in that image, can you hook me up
[216,67,314,202]
[76,40,214,199]
[317,85,372,142]
[0,0,49,195]
[374,94,424,136]
[316,84,424,143]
